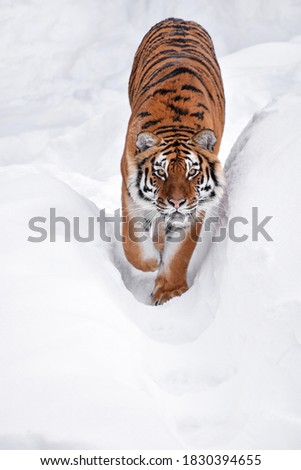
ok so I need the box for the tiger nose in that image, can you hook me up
[168,198,186,209]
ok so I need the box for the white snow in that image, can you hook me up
[0,0,301,450]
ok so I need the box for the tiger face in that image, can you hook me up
[131,129,224,221]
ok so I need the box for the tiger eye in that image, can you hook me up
[156,169,165,178]
[188,168,198,178]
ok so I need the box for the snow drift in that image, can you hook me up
[0,0,301,450]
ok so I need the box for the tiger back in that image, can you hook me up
[125,17,224,155]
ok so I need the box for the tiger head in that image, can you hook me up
[129,128,224,220]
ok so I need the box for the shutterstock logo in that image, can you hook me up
[27,207,273,243]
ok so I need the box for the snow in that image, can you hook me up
[0,0,301,450]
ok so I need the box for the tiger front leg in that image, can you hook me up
[122,189,161,272]
[123,222,161,272]
[151,220,202,305]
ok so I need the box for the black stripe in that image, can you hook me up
[138,157,148,169]
[141,119,162,129]
[206,167,209,180]
[197,102,209,111]
[156,124,194,131]
[196,153,203,165]
[143,168,153,192]
[138,189,153,202]
[137,111,150,118]
[169,28,189,37]
[168,103,188,116]
[190,112,204,119]
[141,67,206,96]
[208,161,218,186]
[140,61,181,90]
[153,88,176,97]
[181,84,203,93]
[161,37,209,50]
[160,134,193,143]
[181,151,192,156]
[179,142,195,151]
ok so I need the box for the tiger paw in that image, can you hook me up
[151,279,188,305]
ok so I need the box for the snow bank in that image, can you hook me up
[0,0,301,450]
[1,88,300,450]
[220,39,301,161]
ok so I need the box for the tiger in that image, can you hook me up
[120,17,225,305]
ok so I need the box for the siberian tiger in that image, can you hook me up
[121,18,225,305]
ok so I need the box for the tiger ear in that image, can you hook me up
[193,129,217,151]
[136,132,160,152]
